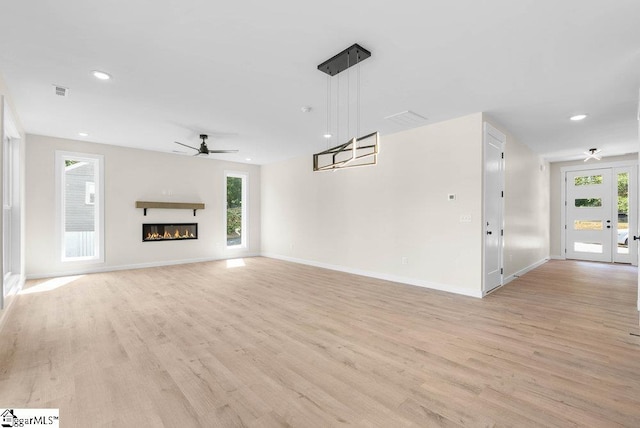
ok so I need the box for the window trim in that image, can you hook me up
[55,151,105,263]
[224,171,248,249]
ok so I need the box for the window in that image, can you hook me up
[225,172,247,248]
[56,151,104,262]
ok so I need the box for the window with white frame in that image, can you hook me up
[225,172,247,248]
[56,151,104,262]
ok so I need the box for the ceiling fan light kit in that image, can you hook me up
[313,43,378,172]
[583,148,602,162]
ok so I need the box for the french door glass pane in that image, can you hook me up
[574,175,603,186]
[575,198,602,207]
[573,220,602,230]
[574,242,603,254]
[617,172,629,254]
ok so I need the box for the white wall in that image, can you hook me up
[549,154,637,259]
[25,134,261,277]
[485,117,550,280]
[261,113,551,297]
[262,113,485,297]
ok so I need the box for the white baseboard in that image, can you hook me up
[549,255,565,260]
[25,253,261,280]
[261,253,483,298]
[0,274,26,333]
[503,258,549,285]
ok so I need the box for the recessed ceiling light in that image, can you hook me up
[78,132,89,137]
[323,133,332,139]
[92,70,111,80]
[570,114,588,121]
[245,158,252,161]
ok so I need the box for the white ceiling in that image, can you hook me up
[1,0,639,164]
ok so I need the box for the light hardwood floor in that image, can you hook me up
[1,258,639,427]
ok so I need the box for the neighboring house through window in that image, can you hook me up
[56,151,104,262]
[85,181,95,205]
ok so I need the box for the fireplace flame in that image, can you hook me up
[144,226,196,240]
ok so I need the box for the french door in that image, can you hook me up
[565,166,636,263]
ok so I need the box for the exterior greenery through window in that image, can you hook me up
[573,173,629,222]
[617,173,628,223]
[226,174,246,247]
[574,175,603,208]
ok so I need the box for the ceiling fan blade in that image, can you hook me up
[175,141,198,151]
[209,150,239,153]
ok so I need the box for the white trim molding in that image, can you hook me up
[503,258,549,285]
[224,170,248,250]
[262,253,484,298]
[25,253,261,280]
[55,151,105,264]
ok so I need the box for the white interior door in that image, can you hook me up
[483,123,505,294]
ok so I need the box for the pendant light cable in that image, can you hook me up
[357,59,361,138]
[347,51,350,140]
[337,70,340,145]
[326,75,331,149]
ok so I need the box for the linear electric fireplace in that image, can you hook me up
[142,223,198,242]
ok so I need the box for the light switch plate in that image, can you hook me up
[460,214,472,223]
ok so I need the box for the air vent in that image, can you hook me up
[53,85,68,97]
[384,110,428,127]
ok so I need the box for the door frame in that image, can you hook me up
[482,122,505,295]
[560,159,638,265]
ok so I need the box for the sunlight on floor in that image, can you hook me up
[20,275,85,295]
[226,258,246,268]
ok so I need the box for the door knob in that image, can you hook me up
[634,236,640,241]
[487,231,492,235]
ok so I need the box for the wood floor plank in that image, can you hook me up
[1,258,639,427]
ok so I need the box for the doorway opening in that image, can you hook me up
[563,163,637,264]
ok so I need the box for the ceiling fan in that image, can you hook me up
[174,134,238,156]
[583,148,601,162]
